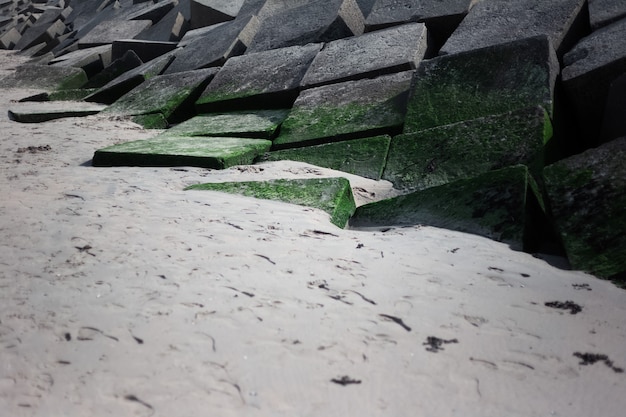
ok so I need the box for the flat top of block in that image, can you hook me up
[165,109,289,138]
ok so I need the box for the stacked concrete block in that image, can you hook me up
[189,0,243,30]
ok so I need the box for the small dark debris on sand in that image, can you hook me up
[574,352,624,373]
[331,375,362,386]
[423,336,459,353]
[545,300,582,314]
[17,144,51,153]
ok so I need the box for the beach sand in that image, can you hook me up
[1,51,625,417]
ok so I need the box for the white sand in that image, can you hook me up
[1,51,625,417]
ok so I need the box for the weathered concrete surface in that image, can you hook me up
[301,22,426,88]
[83,49,143,89]
[543,137,626,280]
[127,0,178,24]
[588,0,626,30]
[92,136,272,169]
[440,0,587,58]
[351,165,542,250]
[163,15,257,73]
[196,43,321,112]
[0,63,87,90]
[562,18,626,145]
[261,135,391,180]
[13,7,67,51]
[134,0,191,42]
[601,73,626,142]
[49,44,112,77]
[189,0,243,29]
[186,177,356,228]
[7,101,106,123]
[384,106,552,191]
[404,35,558,133]
[274,71,412,149]
[85,50,176,104]
[103,67,218,121]
[246,0,364,53]
[165,109,289,139]
[78,19,152,48]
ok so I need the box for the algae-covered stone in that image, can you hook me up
[351,165,541,250]
[384,106,552,191]
[0,64,87,91]
[543,137,626,280]
[274,71,412,149]
[103,67,219,121]
[164,109,289,139]
[261,135,391,180]
[92,136,272,169]
[131,113,169,129]
[186,177,356,228]
[404,35,558,133]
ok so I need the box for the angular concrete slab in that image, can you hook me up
[440,0,587,57]
[301,22,427,88]
[246,0,364,53]
[351,165,542,250]
[543,137,626,280]
[165,109,289,139]
[186,177,356,228]
[562,19,626,145]
[7,101,106,123]
[261,135,391,180]
[404,35,558,133]
[49,44,112,77]
[384,107,552,191]
[134,0,191,42]
[127,0,178,24]
[0,64,87,90]
[365,0,473,29]
[273,71,413,149]
[103,67,219,121]
[163,15,257,73]
[78,19,152,48]
[92,136,272,169]
[84,49,177,104]
[83,49,143,89]
[196,43,322,112]
[14,7,67,50]
[189,0,243,29]
[589,0,626,30]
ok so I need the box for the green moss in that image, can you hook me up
[131,113,169,129]
[56,70,89,91]
[186,178,356,228]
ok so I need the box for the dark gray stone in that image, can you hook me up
[195,43,321,112]
[49,44,112,78]
[440,0,587,58]
[176,21,227,47]
[83,49,143,89]
[14,7,67,50]
[0,27,21,49]
[589,0,626,30]
[246,0,364,53]
[273,71,413,149]
[301,22,427,88]
[111,39,177,62]
[543,137,626,280]
[189,0,244,29]
[562,18,626,145]
[134,0,191,42]
[365,0,474,29]
[127,0,178,24]
[601,73,626,142]
[78,19,152,48]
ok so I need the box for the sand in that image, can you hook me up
[1,51,625,417]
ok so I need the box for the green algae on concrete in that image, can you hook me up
[351,165,542,250]
[261,135,391,180]
[383,106,553,191]
[543,137,626,281]
[186,178,356,228]
[0,64,88,91]
[404,35,558,133]
[92,136,271,169]
[131,113,169,129]
[273,71,413,149]
[164,109,290,139]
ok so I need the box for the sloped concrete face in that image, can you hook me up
[365,0,474,30]
[189,0,244,29]
[0,64,87,90]
[588,0,626,30]
[8,101,106,123]
[543,137,626,280]
[78,19,153,48]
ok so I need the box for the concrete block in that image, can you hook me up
[186,177,356,228]
[93,136,272,169]
[301,22,426,88]
[246,0,364,53]
[562,18,626,145]
[365,0,473,29]
[440,0,587,58]
[177,22,227,46]
[7,101,106,123]
[261,135,391,180]
[78,19,152,48]
[273,71,413,149]
[127,0,177,24]
[189,0,244,29]
[384,107,552,191]
[589,0,626,30]
[50,44,112,77]
[543,137,626,280]
[195,43,321,112]
[404,35,558,133]
[0,63,87,90]
[0,27,21,49]
[135,0,191,42]
[103,67,219,121]
[111,39,178,62]
[83,49,143,89]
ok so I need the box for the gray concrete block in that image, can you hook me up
[246,0,364,53]
[83,49,143,89]
[365,0,473,29]
[274,71,413,149]
[301,22,426,89]
[49,44,112,77]
[7,101,106,123]
[196,43,322,112]
[0,27,21,49]
[589,0,626,30]
[562,18,626,144]
[189,0,244,29]
[0,64,87,90]
[112,39,177,62]
[78,19,152,48]
[440,0,587,58]
[177,22,227,47]
[135,0,191,42]
[127,0,178,24]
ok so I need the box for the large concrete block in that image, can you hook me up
[127,0,177,24]
[189,0,244,29]
[49,44,112,77]
[588,0,626,30]
[543,137,626,280]
[404,35,558,133]
[83,49,143,89]
[78,19,152,48]
[14,6,67,50]
[134,0,191,42]
[384,106,552,191]
[0,63,87,90]
[301,22,427,88]
[440,0,587,58]
[0,27,21,49]
[274,71,412,149]
[246,0,364,53]
[7,101,106,123]
[562,18,626,145]
[195,43,321,112]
